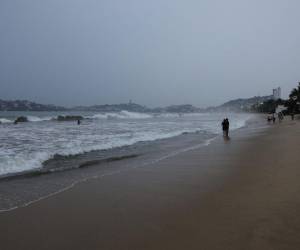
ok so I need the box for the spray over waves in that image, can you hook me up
[88,111,152,120]
[1,111,206,124]
[0,116,55,123]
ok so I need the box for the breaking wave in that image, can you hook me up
[27,116,54,122]
[88,111,152,120]
[0,111,205,124]
[0,112,253,177]
[0,118,13,123]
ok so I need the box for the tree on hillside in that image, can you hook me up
[287,82,300,114]
[253,99,285,113]
[289,82,300,99]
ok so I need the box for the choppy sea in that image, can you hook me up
[0,111,251,178]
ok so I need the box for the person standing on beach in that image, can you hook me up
[222,118,230,138]
[225,118,229,137]
[291,112,295,120]
[272,114,276,123]
[222,119,226,136]
[278,112,283,122]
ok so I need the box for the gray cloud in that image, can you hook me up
[0,0,299,107]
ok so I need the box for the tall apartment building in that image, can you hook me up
[273,87,281,100]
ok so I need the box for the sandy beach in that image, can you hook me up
[1,117,300,250]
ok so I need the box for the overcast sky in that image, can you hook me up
[0,0,299,107]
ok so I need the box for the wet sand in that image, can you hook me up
[1,118,300,250]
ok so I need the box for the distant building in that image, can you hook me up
[272,87,281,100]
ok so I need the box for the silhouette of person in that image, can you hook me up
[77,119,81,125]
[222,118,230,138]
[222,119,226,136]
[225,118,229,137]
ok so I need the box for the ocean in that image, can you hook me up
[0,111,251,178]
[0,111,265,211]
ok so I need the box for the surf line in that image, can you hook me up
[0,136,218,214]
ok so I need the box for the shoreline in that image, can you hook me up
[0,130,219,212]
[0,113,262,181]
[0,130,215,181]
[0,114,261,212]
[1,116,299,249]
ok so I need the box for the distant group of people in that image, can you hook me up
[267,112,284,123]
[221,118,230,138]
[267,114,276,123]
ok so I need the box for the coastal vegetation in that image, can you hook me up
[286,82,300,114]
[252,82,300,114]
[252,99,286,114]
[0,100,66,111]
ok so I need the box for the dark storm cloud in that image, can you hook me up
[0,0,299,107]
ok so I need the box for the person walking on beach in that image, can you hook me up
[291,112,295,120]
[222,119,226,137]
[278,112,283,122]
[222,118,230,138]
[225,118,230,137]
[267,114,272,122]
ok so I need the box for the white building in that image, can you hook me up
[273,87,281,100]
[276,105,287,114]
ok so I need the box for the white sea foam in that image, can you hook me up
[0,118,13,123]
[0,152,50,175]
[90,111,152,120]
[26,116,54,122]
